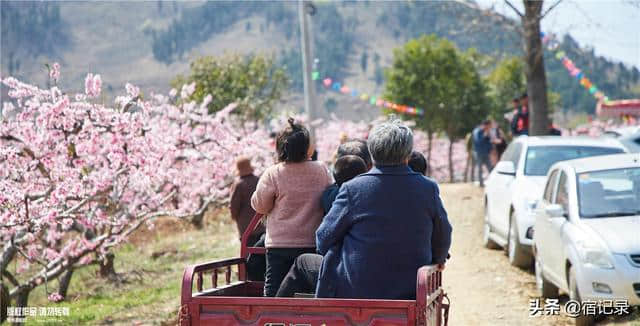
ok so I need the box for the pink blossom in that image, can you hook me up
[78,255,93,265]
[93,74,102,97]
[84,73,94,96]
[61,218,74,230]
[44,248,60,260]
[49,62,61,83]
[125,82,140,98]
[2,102,15,118]
[48,292,63,302]
[180,82,196,99]
[84,73,102,97]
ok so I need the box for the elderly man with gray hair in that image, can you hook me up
[276,119,452,299]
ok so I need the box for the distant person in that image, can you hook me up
[322,140,373,214]
[251,118,332,297]
[229,157,265,281]
[464,132,476,182]
[489,122,507,165]
[321,155,368,214]
[473,120,494,187]
[339,132,348,145]
[509,97,520,136]
[511,93,530,136]
[335,140,373,170]
[408,151,428,176]
[549,123,562,136]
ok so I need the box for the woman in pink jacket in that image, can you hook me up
[251,118,332,296]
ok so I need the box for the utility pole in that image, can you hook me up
[298,0,317,139]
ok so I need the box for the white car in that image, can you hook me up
[483,136,626,268]
[534,153,640,325]
[603,126,640,153]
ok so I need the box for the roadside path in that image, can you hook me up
[442,183,573,325]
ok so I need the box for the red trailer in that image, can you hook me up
[180,214,450,326]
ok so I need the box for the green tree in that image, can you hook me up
[385,35,489,180]
[487,57,526,119]
[488,57,561,132]
[172,54,289,120]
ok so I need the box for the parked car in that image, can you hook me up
[603,126,640,153]
[533,153,640,325]
[483,136,627,268]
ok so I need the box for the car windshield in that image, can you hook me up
[578,167,640,218]
[524,146,624,176]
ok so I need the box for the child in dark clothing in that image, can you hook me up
[321,140,373,215]
[321,155,368,214]
[408,151,428,176]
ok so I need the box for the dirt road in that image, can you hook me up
[440,183,637,326]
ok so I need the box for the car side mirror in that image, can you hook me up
[545,204,565,218]
[495,161,516,176]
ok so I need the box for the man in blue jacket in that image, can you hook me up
[473,119,494,187]
[276,119,452,299]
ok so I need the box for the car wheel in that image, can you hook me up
[534,251,558,298]
[483,201,500,249]
[507,211,533,268]
[569,266,595,326]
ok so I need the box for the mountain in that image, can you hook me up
[2,1,639,118]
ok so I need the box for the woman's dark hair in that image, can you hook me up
[408,151,428,176]
[276,118,310,163]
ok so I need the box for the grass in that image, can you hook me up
[21,210,239,325]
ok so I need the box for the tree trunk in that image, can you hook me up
[14,285,30,309]
[191,198,206,229]
[523,0,550,136]
[426,130,433,176]
[1,282,8,323]
[99,252,116,279]
[448,138,454,183]
[11,286,30,326]
[58,269,73,299]
[191,210,205,229]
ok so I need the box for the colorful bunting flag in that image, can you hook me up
[542,33,607,102]
[313,72,423,116]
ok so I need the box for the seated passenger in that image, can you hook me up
[276,119,453,299]
[408,150,428,176]
[321,140,373,214]
[251,118,332,297]
[321,155,368,214]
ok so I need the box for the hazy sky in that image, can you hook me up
[474,0,640,69]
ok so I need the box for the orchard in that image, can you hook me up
[0,66,273,309]
[0,63,631,313]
